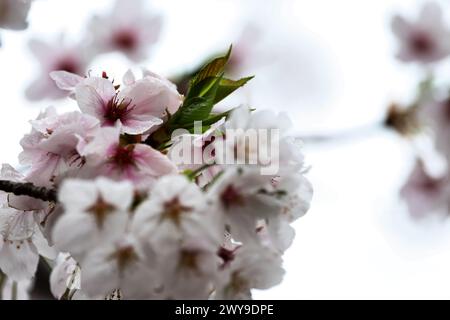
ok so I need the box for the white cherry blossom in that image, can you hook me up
[52,178,133,261]
[79,126,177,187]
[132,175,222,248]
[157,239,221,300]
[215,243,284,300]
[79,234,158,299]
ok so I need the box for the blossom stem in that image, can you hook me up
[0,180,57,202]
[184,163,215,181]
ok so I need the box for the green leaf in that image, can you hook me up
[170,97,211,126]
[187,46,232,94]
[169,75,223,127]
[185,74,223,102]
[144,45,256,150]
[214,76,254,104]
[201,108,238,126]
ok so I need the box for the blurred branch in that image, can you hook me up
[298,122,386,143]
[0,180,57,203]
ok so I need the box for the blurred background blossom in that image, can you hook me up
[2,0,450,299]
[0,0,31,39]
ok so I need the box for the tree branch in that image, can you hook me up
[0,180,57,203]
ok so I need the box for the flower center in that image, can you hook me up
[419,175,443,194]
[179,250,200,270]
[229,271,249,294]
[111,145,136,169]
[104,96,134,125]
[112,29,138,51]
[86,194,116,228]
[410,31,434,56]
[220,185,245,209]
[111,245,138,273]
[54,58,80,74]
[162,197,192,225]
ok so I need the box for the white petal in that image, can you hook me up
[52,213,98,259]
[50,253,79,299]
[33,229,56,260]
[97,178,133,212]
[0,240,39,281]
[58,179,99,212]
[80,247,119,298]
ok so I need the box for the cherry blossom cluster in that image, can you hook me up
[0,49,312,300]
[26,0,162,101]
[389,2,450,218]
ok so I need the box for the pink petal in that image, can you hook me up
[50,71,84,92]
[82,77,116,102]
[75,85,107,118]
[121,116,162,135]
[123,69,136,86]
[134,144,177,177]
[28,39,53,64]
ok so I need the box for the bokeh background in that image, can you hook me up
[2,0,450,299]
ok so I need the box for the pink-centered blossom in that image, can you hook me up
[87,0,162,62]
[26,36,91,101]
[51,69,182,135]
[391,2,450,64]
[79,126,177,187]
[19,107,100,187]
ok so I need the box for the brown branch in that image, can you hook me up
[0,180,57,203]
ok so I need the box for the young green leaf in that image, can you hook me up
[214,76,254,104]
[187,46,232,93]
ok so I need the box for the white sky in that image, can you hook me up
[2,0,450,299]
